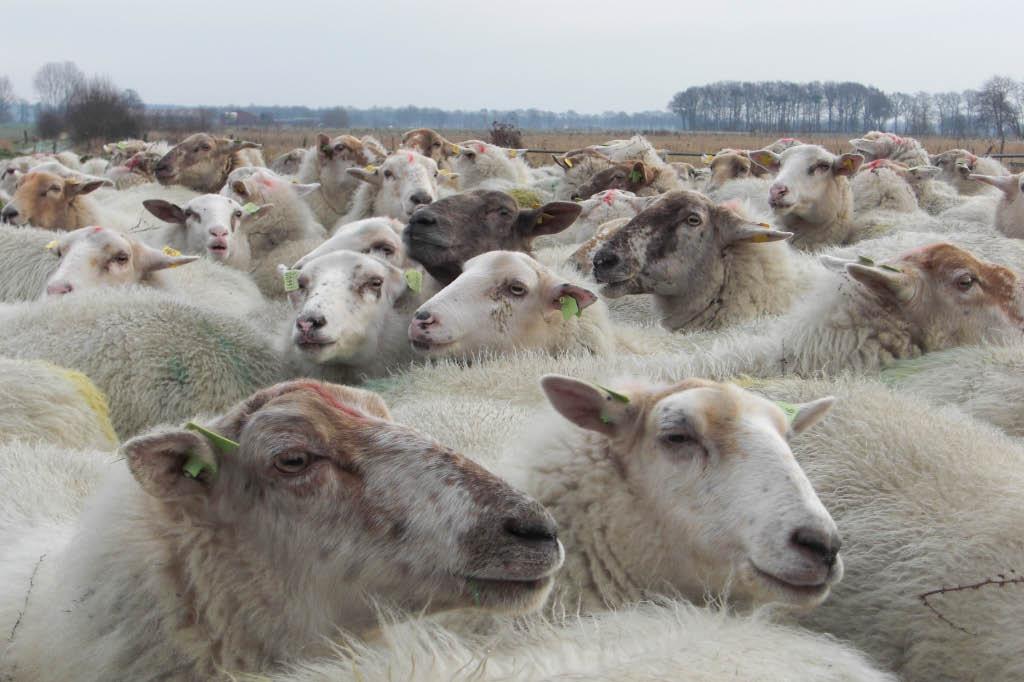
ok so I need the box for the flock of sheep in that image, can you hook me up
[1,126,1022,681]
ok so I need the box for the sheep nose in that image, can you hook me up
[408,209,437,227]
[413,310,436,326]
[503,514,558,544]
[790,526,842,568]
[1,205,18,222]
[409,191,432,207]
[770,184,789,201]
[209,225,228,237]
[296,313,326,332]
[592,251,620,276]
[46,281,73,296]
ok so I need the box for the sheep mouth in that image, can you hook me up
[769,198,795,211]
[598,278,642,299]
[295,337,337,352]
[460,574,555,608]
[750,562,832,602]
[410,338,456,354]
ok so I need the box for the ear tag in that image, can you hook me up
[775,401,799,424]
[117,141,127,150]
[508,149,518,158]
[857,255,876,266]
[364,164,377,172]
[596,384,630,404]
[701,153,714,164]
[450,144,461,155]
[182,421,236,479]
[45,240,58,250]
[843,158,855,172]
[564,157,574,168]
[628,169,643,183]
[439,169,452,177]
[404,269,423,293]
[242,202,260,215]
[162,245,182,257]
[559,295,581,321]
[320,144,331,155]
[282,268,301,292]
[756,222,771,228]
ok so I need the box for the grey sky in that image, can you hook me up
[6,0,1019,113]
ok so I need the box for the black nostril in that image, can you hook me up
[791,527,841,567]
[410,191,432,206]
[414,310,432,321]
[410,211,437,226]
[309,314,326,329]
[503,516,557,543]
[593,253,619,271]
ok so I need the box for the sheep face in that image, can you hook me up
[404,189,581,284]
[969,172,1024,236]
[123,380,564,626]
[295,217,406,270]
[571,161,657,201]
[593,191,791,298]
[154,133,260,192]
[313,133,377,194]
[402,128,455,163]
[103,139,149,165]
[408,251,597,358]
[220,167,318,250]
[347,151,439,220]
[451,140,523,188]
[1,170,104,229]
[43,226,197,297]
[289,251,408,366]
[705,151,754,192]
[541,375,842,609]
[269,147,307,176]
[843,242,1024,346]
[750,145,863,223]
[144,194,264,263]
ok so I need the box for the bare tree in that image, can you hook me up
[33,61,85,112]
[0,76,15,123]
[976,76,1020,152]
[65,76,143,143]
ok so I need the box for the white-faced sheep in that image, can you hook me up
[0,287,285,438]
[294,216,408,269]
[218,166,326,252]
[296,133,386,227]
[450,140,533,190]
[339,150,439,226]
[0,358,117,451]
[538,189,658,247]
[849,131,930,167]
[408,251,614,359]
[154,132,264,192]
[141,193,267,265]
[931,148,1009,195]
[970,171,1024,237]
[0,379,564,681]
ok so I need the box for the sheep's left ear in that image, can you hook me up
[832,154,864,177]
[519,201,582,238]
[230,139,261,151]
[65,179,105,197]
[346,167,382,187]
[728,221,792,244]
[781,396,836,436]
[290,182,320,198]
[133,241,199,273]
[540,375,632,437]
[123,427,221,506]
[549,282,598,315]
[846,262,915,303]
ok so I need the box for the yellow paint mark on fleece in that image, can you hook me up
[46,362,119,445]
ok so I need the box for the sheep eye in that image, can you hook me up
[373,244,394,256]
[113,252,130,265]
[432,141,441,147]
[508,282,528,297]
[685,214,701,226]
[234,210,243,218]
[383,170,393,179]
[368,277,384,289]
[662,433,694,445]
[334,144,345,152]
[956,273,975,291]
[465,152,476,160]
[273,451,312,474]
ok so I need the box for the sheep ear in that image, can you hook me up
[819,255,854,272]
[832,154,863,177]
[231,180,249,197]
[143,199,186,225]
[134,240,199,273]
[553,154,572,171]
[906,165,940,180]
[969,173,1019,197]
[540,375,631,437]
[519,201,582,238]
[849,138,881,156]
[347,167,382,187]
[65,179,105,197]
[846,263,914,303]
[290,182,320,198]
[627,161,651,187]
[317,134,333,158]
[549,282,598,316]
[786,396,836,436]
[122,428,219,504]
[747,149,781,173]
[728,221,792,244]
[231,140,261,151]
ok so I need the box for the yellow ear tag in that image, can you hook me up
[450,145,461,155]
[404,269,423,293]
[508,149,518,158]
[363,164,377,172]
[564,157,574,168]
[282,269,301,292]
[45,240,58,250]
[162,245,182,257]
[701,153,714,164]
[751,233,771,243]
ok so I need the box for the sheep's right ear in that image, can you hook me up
[553,154,572,171]
[347,167,382,187]
[787,396,836,436]
[969,173,1019,197]
[518,201,582,238]
[65,179,105,197]
[317,133,333,158]
[849,138,881,156]
[905,165,940,180]
[290,182,320,198]
[728,221,792,244]
[540,375,632,437]
[846,262,915,303]
[832,154,864,177]
[819,255,854,272]
[122,427,220,504]
[747,149,781,173]
[143,199,187,225]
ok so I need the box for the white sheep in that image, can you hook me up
[1,170,108,231]
[296,133,387,227]
[550,149,615,201]
[218,166,326,254]
[848,131,930,167]
[0,379,563,681]
[269,147,308,176]
[0,224,61,302]
[536,189,658,247]
[0,287,286,438]
[969,171,1024,237]
[931,148,1009,195]
[154,132,264,192]
[408,251,615,359]
[339,150,439,227]
[0,358,118,451]
[450,140,533,190]
[294,216,408,269]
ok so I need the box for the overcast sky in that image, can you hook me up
[6,0,1019,113]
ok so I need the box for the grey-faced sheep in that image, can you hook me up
[296,133,385,227]
[849,131,930,167]
[932,148,1009,195]
[154,132,264,192]
[269,147,308,176]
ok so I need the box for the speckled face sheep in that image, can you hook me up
[932,148,1009,195]
[969,171,1024,238]
[571,160,658,200]
[592,191,793,331]
[3,380,564,679]
[297,134,382,224]
[287,250,411,369]
[848,131,929,167]
[450,140,531,188]
[1,171,105,230]
[705,150,762,192]
[534,375,841,610]
[402,128,457,164]
[544,189,658,246]
[344,150,439,222]
[154,132,263,192]
[408,251,608,358]
[295,217,407,269]
[404,189,581,284]
[749,144,864,249]
[269,147,308,176]
[42,226,198,297]
[143,193,268,264]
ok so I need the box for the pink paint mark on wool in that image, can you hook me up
[476,144,485,154]
[602,191,616,205]
[407,153,414,164]
[295,381,369,421]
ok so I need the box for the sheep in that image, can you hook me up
[0,224,62,302]
[402,127,457,167]
[0,358,117,451]
[0,287,285,438]
[282,250,436,383]
[969,171,1024,237]
[154,132,264,192]
[10,160,113,188]
[103,144,171,189]
[703,148,770,192]
[0,379,564,681]
[218,166,326,252]
[748,144,866,249]
[269,147,308,176]
[408,251,615,359]
[450,140,534,191]
[339,150,439,226]
[274,601,895,682]
[565,216,631,273]
[550,149,615,200]
[588,134,667,168]
[296,133,386,227]
[404,189,581,284]
[848,160,938,237]
[537,189,658,247]
[141,192,267,265]
[294,216,408,269]
[570,159,685,200]
[931,148,1009,195]
[591,191,810,332]
[1,170,107,230]
[848,130,930,167]
[102,138,150,165]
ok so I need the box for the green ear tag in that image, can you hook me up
[775,401,799,424]
[559,295,580,321]
[857,255,876,266]
[282,269,300,292]
[597,384,630,404]
[880,264,902,273]
[629,169,643,183]
[185,421,238,455]
[117,141,127,150]
[242,202,259,215]
[404,269,423,293]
